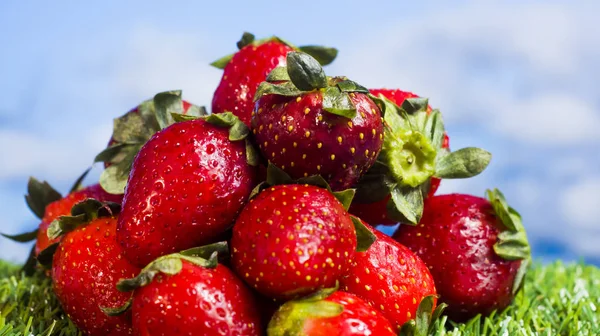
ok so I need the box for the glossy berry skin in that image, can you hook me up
[132,260,262,336]
[52,216,140,336]
[340,221,436,331]
[231,184,357,300]
[349,89,449,226]
[252,91,383,191]
[393,194,523,322]
[117,119,257,267]
[35,184,123,256]
[270,291,395,336]
[212,41,294,126]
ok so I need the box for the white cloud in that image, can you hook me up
[562,176,600,230]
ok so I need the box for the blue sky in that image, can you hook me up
[1,0,599,265]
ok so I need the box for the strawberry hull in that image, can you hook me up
[117,119,257,268]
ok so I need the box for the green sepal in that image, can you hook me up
[286,52,327,91]
[350,216,376,252]
[331,189,355,211]
[47,199,121,240]
[210,54,234,69]
[336,79,369,94]
[25,177,62,219]
[387,186,423,225]
[399,295,447,336]
[249,181,268,200]
[266,162,294,186]
[154,90,184,130]
[266,66,291,82]
[298,45,338,66]
[513,257,530,295]
[117,250,219,293]
[101,296,133,316]
[352,162,392,203]
[322,86,357,119]
[99,162,131,195]
[203,112,250,141]
[267,286,343,336]
[486,189,530,262]
[254,81,303,101]
[236,31,255,49]
[21,246,38,276]
[245,139,259,167]
[36,242,59,268]
[424,110,445,150]
[401,97,429,114]
[1,229,39,243]
[171,113,200,123]
[69,167,91,193]
[434,148,492,179]
[179,241,229,260]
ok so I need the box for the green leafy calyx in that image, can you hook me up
[486,188,530,262]
[47,199,121,241]
[399,295,447,336]
[25,177,62,219]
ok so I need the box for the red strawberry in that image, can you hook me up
[350,92,489,226]
[110,246,262,336]
[393,189,530,322]
[230,184,358,300]
[115,112,258,267]
[95,91,206,194]
[252,52,384,191]
[268,290,396,336]
[49,200,140,336]
[349,89,452,226]
[211,32,338,126]
[340,220,437,330]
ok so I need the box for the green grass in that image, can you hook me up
[0,261,599,335]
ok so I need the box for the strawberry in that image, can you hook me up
[230,183,364,300]
[393,189,531,322]
[114,111,258,268]
[46,199,140,336]
[268,289,396,336]
[2,174,122,261]
[340,220,437,330]
[252,52,384,191]
[211,32,338,126]
[95,90,206,194]
[107,244,262,336]
[350,93,489,226]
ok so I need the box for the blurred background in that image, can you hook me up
[0,1,598,265]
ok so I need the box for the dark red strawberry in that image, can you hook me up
[211,32,338,126]
[95,91,206,194]
[393,189,530,322]
[268,289,396,336]
[115,111,258,268]
[252,52,384,191]
[108,245,262,336]
[47,199,140,336]
[340,220,437,331]
[1,175,122,260]
[350,93,489,226]
[230,184,359,300]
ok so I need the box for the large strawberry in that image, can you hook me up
[393,190,530,322]
[252,52,384,191]
[105,243,262,336]
[350,95,490,226]
[114,108,259,268]
[340,220,437,331]
[349,89,450,226]
[95,91,206,194]
[230,180,373,300]
[1,173,122,265]
[211,32,338,126]
[268,289,396,335]
[42,199,140,336]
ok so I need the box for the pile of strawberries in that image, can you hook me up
[4,32,531,336]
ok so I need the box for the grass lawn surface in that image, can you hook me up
[0,260,598,335]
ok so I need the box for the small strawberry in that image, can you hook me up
[45,199,140,336]
[211,32,338,126]
[115,110,258,268]
[95,90,206,194]
[1,173,122,261]
[340,220,437,330]
[268,289,396,336]
[252,52,384,191]
[230,182,370,300]
[350,94,489,226]
[106,244,262,336]
[393,189,530,322]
